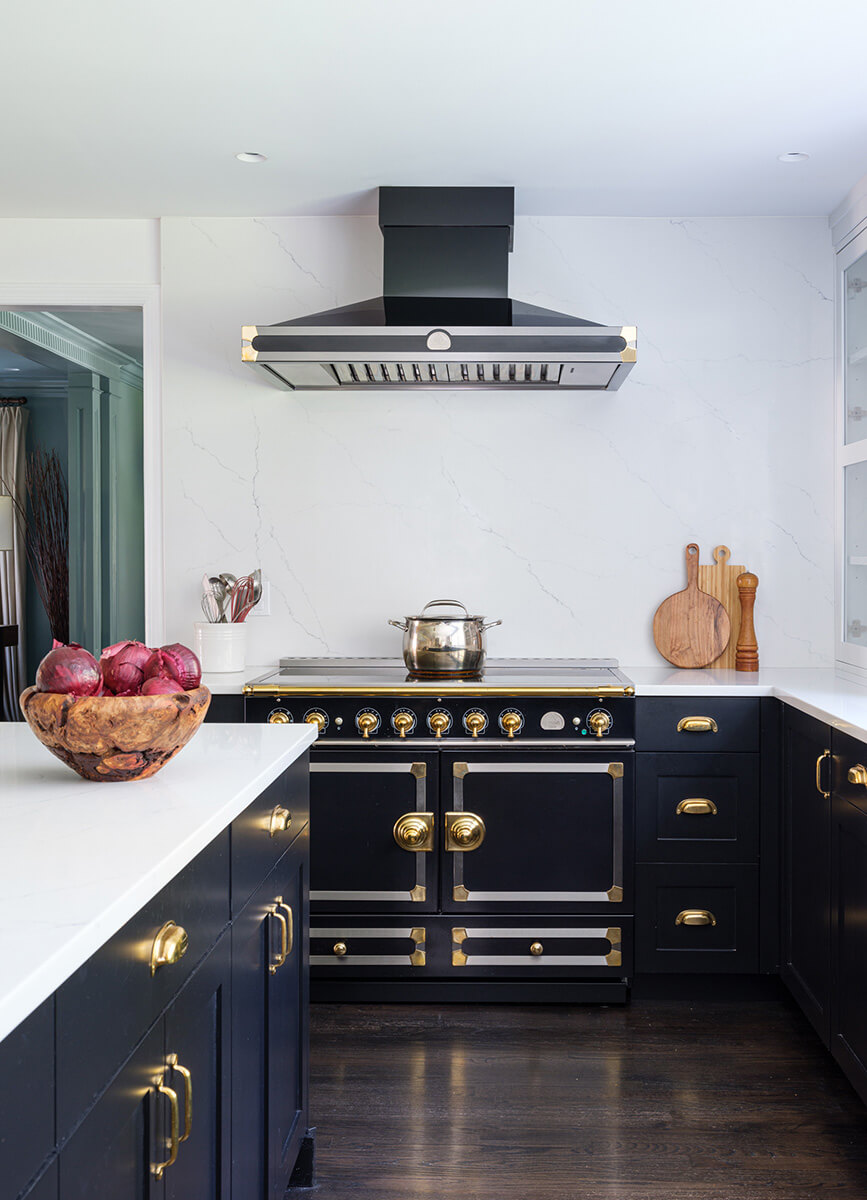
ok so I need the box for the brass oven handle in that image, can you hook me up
[276,900,294,957]
[150,921,188,976]
[269,905,289,974]
[269,805,292,837]
[152,1080,180,1179]
[167,1054,193,1143]
[676,798,718,816]
[816,749,831,799]
[849,764,867,787]
[445,812,486,851]
[393,812,434,851]
[676,716,718,734]
[675,909,717,927]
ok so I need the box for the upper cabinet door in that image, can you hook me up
[837,230,867,669]
[843,246,867,447]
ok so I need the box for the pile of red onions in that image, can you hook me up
[35,639,202,697]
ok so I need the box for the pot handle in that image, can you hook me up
[420,599,470,617]
[388,619,408,631]
[482,619,503,631]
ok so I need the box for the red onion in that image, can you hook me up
[144,643,201,691]
[100,640,152,695]
[141,673,182,695]
[36,644,102,697]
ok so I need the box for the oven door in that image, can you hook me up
[441,751,633,914]
[310,752,438,913]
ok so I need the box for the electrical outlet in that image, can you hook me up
[250,579,271,617]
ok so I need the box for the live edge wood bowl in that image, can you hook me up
[19,685,211,782]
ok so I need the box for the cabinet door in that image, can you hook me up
[781,706,832,1044]
[0,997,54,1200]
[231,827,309,1200]
[163,935,232,1200]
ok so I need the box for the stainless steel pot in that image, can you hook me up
[388,599,502,677]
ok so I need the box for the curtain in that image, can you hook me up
[0,405,28,720]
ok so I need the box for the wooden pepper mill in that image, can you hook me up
[736,572,759,671]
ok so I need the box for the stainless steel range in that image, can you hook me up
[244,658,635,1002]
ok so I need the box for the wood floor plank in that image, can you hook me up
[308,1000,867,1199]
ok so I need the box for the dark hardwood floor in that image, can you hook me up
[308,998,867,1199]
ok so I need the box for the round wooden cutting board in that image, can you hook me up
[653,543,732,668]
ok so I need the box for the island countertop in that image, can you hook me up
[0,721,316,1044]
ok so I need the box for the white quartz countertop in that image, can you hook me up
[0,722,316,1045]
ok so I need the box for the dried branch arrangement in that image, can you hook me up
[2,447,69,643]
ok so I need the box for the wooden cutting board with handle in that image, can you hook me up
[653,543,732,668]
[698,545,745,670]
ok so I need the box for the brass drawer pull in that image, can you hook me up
[269,805,292,837]
[675,909,717,927]
[530,941,544,956]
[269,904,289,974]
[276,899,294,957]
[167,1054,193,1144]
[849,764,867,787]
[393,811,435,851]
[816,749,831,799]
[445,811,486,851]
[333,941,348,957]
[676,716,718,734]
[150,921,188,976]
[152,1079,180,1179]
[676,798,718,816]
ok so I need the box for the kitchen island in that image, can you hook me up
[0,719,316,1200]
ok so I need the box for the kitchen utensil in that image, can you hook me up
[209,576,230,623]
[388,599,502,677]
[201,590,220,623]
[230,573,257,623]
[698,545,745,669]
[735,573,759,671]
[653,544,731,668]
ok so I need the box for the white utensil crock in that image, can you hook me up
[194,621,247,673]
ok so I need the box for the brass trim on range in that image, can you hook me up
[676,798,718,816]
[676,716,719,734]
[450,926,622,968]
[244,683,635,697]
[816,749,831,799]
[410,884,427,903]
[675,909,717,927]
[269,805,292,836]
[311,926,426,967]
[849,764,867,787]
[445,811,486,852]
[393,811,435,852]
[150,921,188,976]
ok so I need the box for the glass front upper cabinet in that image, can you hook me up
[839,234,867,667]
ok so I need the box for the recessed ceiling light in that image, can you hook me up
[778,152,809,163]
[1,367,21,372]
[236,152,268,163]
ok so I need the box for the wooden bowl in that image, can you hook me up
[19,685,211,782]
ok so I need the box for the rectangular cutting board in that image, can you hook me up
[698,546,744,670]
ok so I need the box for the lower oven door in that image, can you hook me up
[441,751,633,914]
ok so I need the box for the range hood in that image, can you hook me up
[242,187,636,391]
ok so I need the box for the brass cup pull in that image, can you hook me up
[277,900,294,958]
[530,941,544,956]
[676,798,718,816]
[152,1080,180,1179]
[676,716,719,734]
[445,811,486,851]
[269,805,292,837]
[333,941,348,957]
[816,749,831,798]
[167,1054,193,1144]
[269,904,289,974]
[393,812,434,852]
[849,764,867,787]
[150,921,188,976]
[675,909,717,927]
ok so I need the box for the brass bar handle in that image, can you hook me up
[269,905,288,974]
[393,811,434,851]
[150,921,188,976]
[675,909,717,927]
[676,716,719,734]
[167,1054,193,1144]
[849,764,867,787]
[152,1080,180,1179]
[269,805,292,837]
[277,900,294,957]
[816,749,831,799]
[676,798,718,816]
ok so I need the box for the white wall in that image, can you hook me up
[160,214,835,668]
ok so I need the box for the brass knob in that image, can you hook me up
[464,711,486,738]
[530,941,544,956]
[446,812,486,850]
[333,941,348,957]
[356,711,378,738]
[150,921,189,976]
[268,710,291,724]
[428,711,451,738]
[500,711,523,738]
[393,812,434,851]
[849,764,867,787]
[305,711,326,733]
[393,711,415,738]
[588,710,611,738]
[675,909,717,927]
[269,805,292,837]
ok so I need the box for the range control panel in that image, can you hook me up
[244,694,635,743]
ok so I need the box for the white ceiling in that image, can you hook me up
[4,0,867,219]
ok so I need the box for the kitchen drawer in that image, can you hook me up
[636,753,759,864]
[56,829,229,1143]
[0,997,54,1200]
[636,698,760,753]
[232,755,309,916]
[447,917,631,979]
[310,918,429,977]
[635,863,759,973]
[833,728,867,818]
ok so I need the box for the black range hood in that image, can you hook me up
[242,186,637,391]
